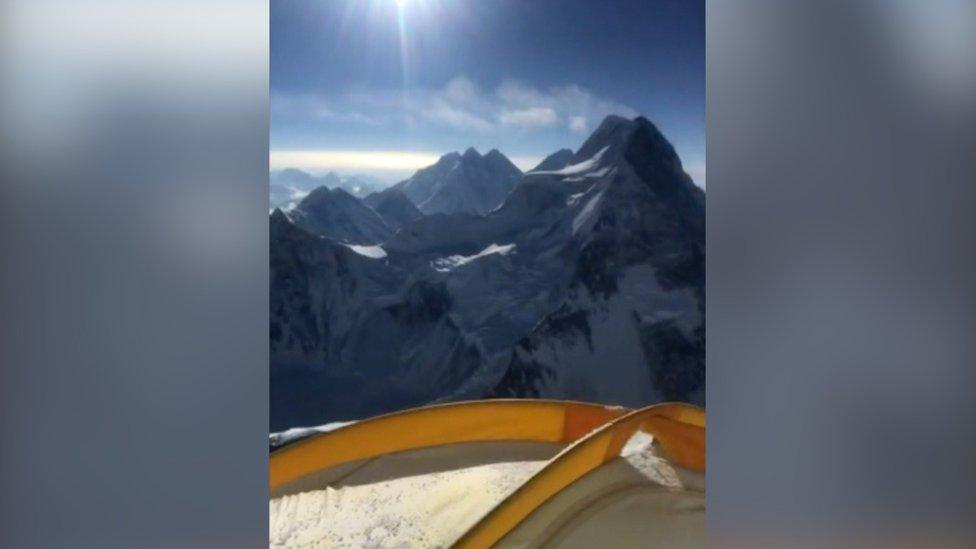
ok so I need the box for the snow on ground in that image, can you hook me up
[343,244,388,259]
[431,243,516,272]
[530,146,610,176]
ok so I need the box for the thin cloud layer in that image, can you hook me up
[273,76,638,136]
[269,77,709,188]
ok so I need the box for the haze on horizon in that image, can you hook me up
[272,0,705,187]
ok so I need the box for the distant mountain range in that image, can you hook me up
[270,115,704,430]
[270,169,384,210]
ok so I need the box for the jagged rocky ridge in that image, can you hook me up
[270,115,704,430]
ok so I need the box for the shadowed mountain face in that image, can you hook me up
[286,186,392,245]
[363,188,423,231]
[270,115,704,430]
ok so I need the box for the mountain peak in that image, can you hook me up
[270,207,290,224]
[329,186,355,199]
[393,146,522,215]
[530,149,575,172]
[290,184,392,244]
[483,149,521,175]
[572,115,678,168]
[300,184,334,203]
[297,185,372,220]
[574,115,641,160]
[269,207,300,240]
[597,114,634,131]
[435,151,461,163]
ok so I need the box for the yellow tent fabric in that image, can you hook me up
[270,400,628,493]
[270,400,705,547]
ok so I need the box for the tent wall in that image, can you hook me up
[269,400,705,547]
[270,400,627,492]
[455,404,705,548]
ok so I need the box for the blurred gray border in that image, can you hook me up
[0,1,269,546]
[708,0,976,544]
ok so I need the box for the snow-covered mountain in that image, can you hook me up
[488,115,705,405]
[270,115,704,429]
[387,148,522,215]
[285,186,392,245]
[270,169,383,209]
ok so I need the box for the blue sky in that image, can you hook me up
[271,0,704,185]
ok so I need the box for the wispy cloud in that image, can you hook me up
[270,150,442,171]
[568,116,588,133]
[272,76,638,136]
[499,107,558,127]
[423,100,495,132]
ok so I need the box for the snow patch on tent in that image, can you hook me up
[270,442,554,547]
